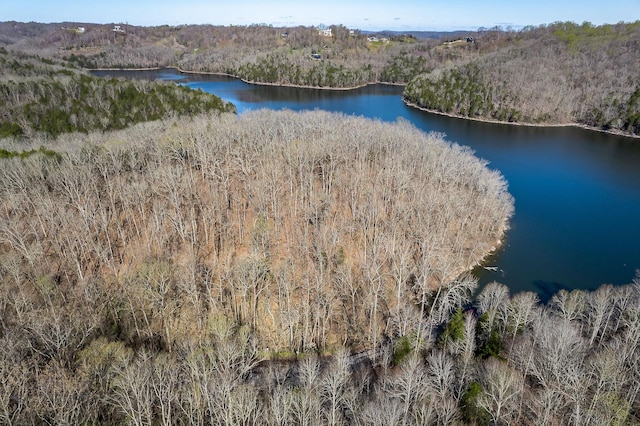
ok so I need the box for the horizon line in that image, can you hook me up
[5,19,629,33]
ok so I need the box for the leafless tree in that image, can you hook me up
[477,358,524,425]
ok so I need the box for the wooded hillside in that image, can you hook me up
[0,21,476,87]
[0,49,234,138]
[1,112,639,424]
[0,107,520,423]
[0,109,513,351]
[404,21,640,136]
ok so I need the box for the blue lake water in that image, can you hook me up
[93,69,640,299]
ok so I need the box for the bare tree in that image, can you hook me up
[382,354,429,423]
[321,348,352,426]
[477,358,524,425]
[477,281,510,333]
[292,355,323,426]
[585,284,614,346]
[502,291,539,342]
[110,351,154,426]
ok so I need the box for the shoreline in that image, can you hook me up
[87,66,637,139]
[88,65,406,91]
[175,66,407,91]
[176,67,369,90]
[402,99,640,140]
[88,66,163,71]
[448,222,510,287]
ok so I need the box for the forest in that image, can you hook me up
[1,111,639,424]
[403,21,640,136]
[1,26,640,425]
[3,103,638,425]
[0,49,234,138]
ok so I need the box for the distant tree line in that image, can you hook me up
[0,22,451,87]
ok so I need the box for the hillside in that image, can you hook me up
[0,49,234,138]
[0,21,477,87]
[403,21,640,136]
[0,109,513,351]
[1,112,640,423]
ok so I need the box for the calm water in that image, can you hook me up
[93,69,640,299]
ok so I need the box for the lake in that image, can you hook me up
[93,68,640,299]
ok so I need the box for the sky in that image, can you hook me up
[3,0,639,31]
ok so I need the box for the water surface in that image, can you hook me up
[93,69,640,298]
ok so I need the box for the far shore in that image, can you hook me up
[176,66,406,90]
[89,67,164,71]
[87,66,638,139]
[87,65,405,91]
[402,100,640,140]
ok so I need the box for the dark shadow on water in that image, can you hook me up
[532,280,567,304]
[532,280,599,304]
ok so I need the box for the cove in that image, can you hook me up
[92,68,640,299]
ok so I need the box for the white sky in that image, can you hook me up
[3,0,639,31]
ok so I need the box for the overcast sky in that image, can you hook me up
[4,0,639,31]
